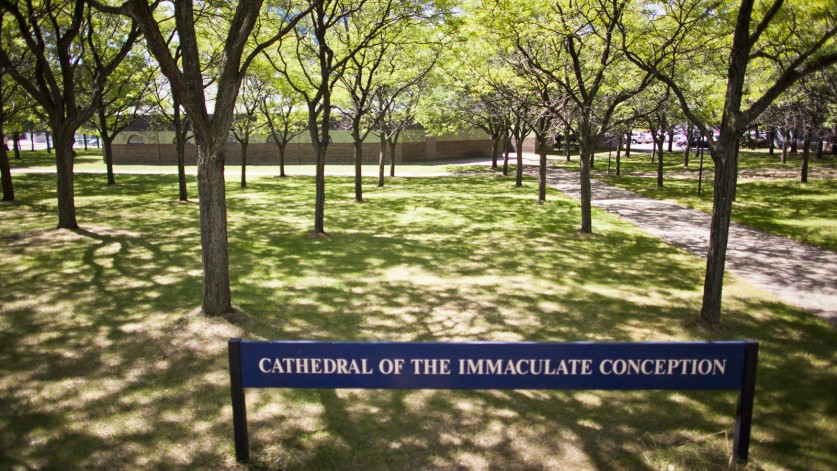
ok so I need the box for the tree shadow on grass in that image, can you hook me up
[0,172,834,469]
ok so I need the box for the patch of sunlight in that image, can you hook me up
[381,265,445,285]
[151,274,180,285]
[395,206,466,227]
[111,277,154,290]
[577,419,603,431]
[575,392,603,408]
[454,451,490,470]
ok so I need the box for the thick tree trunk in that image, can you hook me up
[240,141,248,189]
[790,127,798,153]
[353,137,363,202]
[196,142,232,316]
[801,131,812,183]
[378,132,386,187]
[700,138,738,325]
[54,133,78,229]
[0,122,13,201]
[103,136,116,185]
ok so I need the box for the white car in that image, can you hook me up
[629,132,653,144]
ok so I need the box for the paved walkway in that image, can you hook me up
[523,156,837,324]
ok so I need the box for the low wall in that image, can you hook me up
[112,133,494,165]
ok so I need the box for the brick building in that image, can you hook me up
[112,119,495,165]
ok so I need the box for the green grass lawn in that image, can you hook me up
[7,147,474,176]
[1,171,835,470]
[550,149,837,251]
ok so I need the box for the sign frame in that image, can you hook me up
[228,339,758,464]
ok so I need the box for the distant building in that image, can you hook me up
[112,117,494,165]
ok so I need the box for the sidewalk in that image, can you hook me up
[523,155,837,324]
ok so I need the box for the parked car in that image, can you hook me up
[628,132,653,144]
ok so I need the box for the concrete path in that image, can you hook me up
[525,157,837,324]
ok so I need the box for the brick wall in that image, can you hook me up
[113,137,494,165]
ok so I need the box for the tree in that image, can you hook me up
[0,0,140,228]
[259,85,306,178]
[150,73,193,201]
[97,0,312,315]
[0,65,28,201]
[622,0,837,325]
[265,0,400,234]
[496,0,656,232]
[91,50,156,185]
[231,74,268,189]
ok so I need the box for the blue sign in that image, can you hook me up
[237,341,747,391]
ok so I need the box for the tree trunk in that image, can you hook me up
[13,132,21,160]
[667,130,673,152]
[174,102,188,201]
[46,133,51,154]
[54,132,78,229]
[240,141,248,189]
[684,127,693,166]
[815,135,823,160]
[196,141,232,316]
[514,134,524,187]
[0,122,13,201]
[98,108,116,185]
[502,131,510,176]
[657,136,664,188]
[768,128,775,155]
[624,129,632,159]
[579,146,593,234]
[388,138,397,178]
[83,134,89,151]
[353,136,363,202]
[564,127,571,161]
[801,130,812,183]
[781,129,789,163]
[700,138,738,325]
[491,136,499,169]
[615,134,622,176]
[103,136,116,185]
[790,127,798,153]
[30,132,35,151]
[278,141,287,177]
[538,141,547,202]
[378,132,386,187]
[314,142,326,233]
